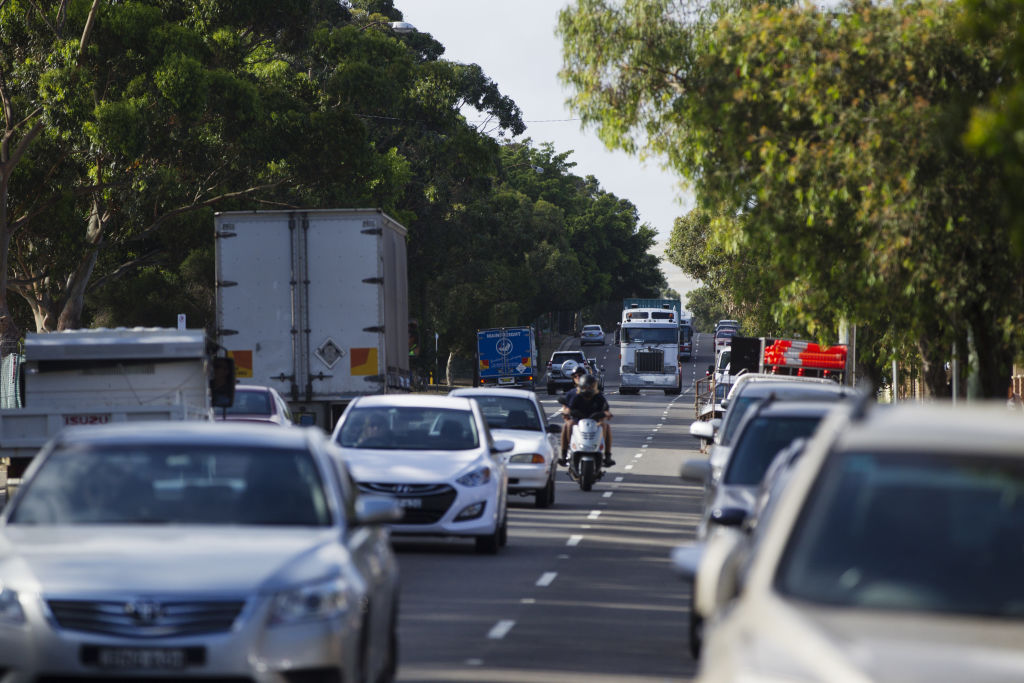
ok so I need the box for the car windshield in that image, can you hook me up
[720,395,760,445]
[337,407,479,450]
[718,351,731,371]
[776,451,1024,618]
[583,326,601,332]
[223,390,271,416]
[622,327,678,344]
[470,396,541,431]
[9,445,332,526]
[723,415,823,486]
[716,328,737,339]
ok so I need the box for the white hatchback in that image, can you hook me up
[332,394,511,553]
[450,387,562,508]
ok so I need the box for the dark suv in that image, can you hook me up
[545,350,588,394]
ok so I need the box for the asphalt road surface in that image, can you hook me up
[395,332,716,682]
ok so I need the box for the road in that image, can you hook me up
[395,332,715,682]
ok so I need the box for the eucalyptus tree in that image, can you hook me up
[559,0,1019,396]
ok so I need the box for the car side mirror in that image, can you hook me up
[491,439,515,454]
[354,495,403,526]
[210,356,236,408]
[709,507,748,528]
[680,458,711,484]
[689,421,715,440]
[545,423,562,434]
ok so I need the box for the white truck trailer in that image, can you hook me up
[0,327,220,490]
[214,209,410,429]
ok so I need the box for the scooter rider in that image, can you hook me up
[559,364,587,465]
[560,373,615,468]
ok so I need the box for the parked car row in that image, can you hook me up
[675,374,1024,680]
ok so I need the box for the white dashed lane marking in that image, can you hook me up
[488,620,516,639]
[603,491,613,498]
[588,510,601,520]
[536,572,557,587]
[567,535,583,546]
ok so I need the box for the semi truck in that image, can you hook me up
[0,327,228,493]
[215,209,410,430]
[618,301,683,395]
[475,327,538,390]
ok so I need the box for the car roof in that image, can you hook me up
[449,387,539,401]
[834,402,1024,456]
[350,394,475,410]
[731,380,854,401]
[743,400,841,419]
[55,421,320,449]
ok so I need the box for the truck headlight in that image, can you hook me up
[456,466,492,487]
[0,584,25,625]
[270,577,351,625]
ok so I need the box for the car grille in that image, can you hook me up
[358,483,456,524]
[635,349,665,372]
[47,599,245,638]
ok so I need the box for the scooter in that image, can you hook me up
[565,409,607,491]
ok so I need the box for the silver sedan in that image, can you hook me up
[0,422,401,682]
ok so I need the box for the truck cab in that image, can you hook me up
[618,307,682,396]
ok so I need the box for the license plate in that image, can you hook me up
[398,497,423,508]
[498,377,515,385]
[95,648,188,670]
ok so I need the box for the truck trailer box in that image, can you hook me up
[215,209,410,429]
[475,327,537,390]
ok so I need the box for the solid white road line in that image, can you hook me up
[567,535,583,546]
[488,620,516,639]
[536,572,557,587]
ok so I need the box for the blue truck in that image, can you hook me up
[475,327,538,390]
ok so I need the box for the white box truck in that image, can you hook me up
[0,327,222,495]
[214,209,410,429]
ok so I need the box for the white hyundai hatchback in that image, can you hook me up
[449,387,562,508]
[332,394,512,553]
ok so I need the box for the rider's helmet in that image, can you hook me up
[579,374,599,394]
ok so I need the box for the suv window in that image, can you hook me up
[551,351,586,364]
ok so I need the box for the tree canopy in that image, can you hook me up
[559,0,1023,397]
[1,0,667,371]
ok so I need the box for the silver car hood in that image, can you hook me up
[343,449,484,483]
[714,593,1024,682]
[0,526,344,596]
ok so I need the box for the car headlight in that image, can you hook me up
[270,576,351,626]
[456,466,492,487]
[0,583,25,625]
[509,453,545,464]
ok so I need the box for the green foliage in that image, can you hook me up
[560,0,1022,396]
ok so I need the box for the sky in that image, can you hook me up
[397,0,701,302]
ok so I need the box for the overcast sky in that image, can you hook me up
[398,0,700,300]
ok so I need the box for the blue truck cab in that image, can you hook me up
[475,327,538,390]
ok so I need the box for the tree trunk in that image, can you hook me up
[446,351,455,387]
[917,337,950,399]
[969,316,1013,399]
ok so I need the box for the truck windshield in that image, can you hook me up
[622,327,678,344]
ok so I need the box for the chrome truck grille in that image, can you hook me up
[635,350,665,373]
